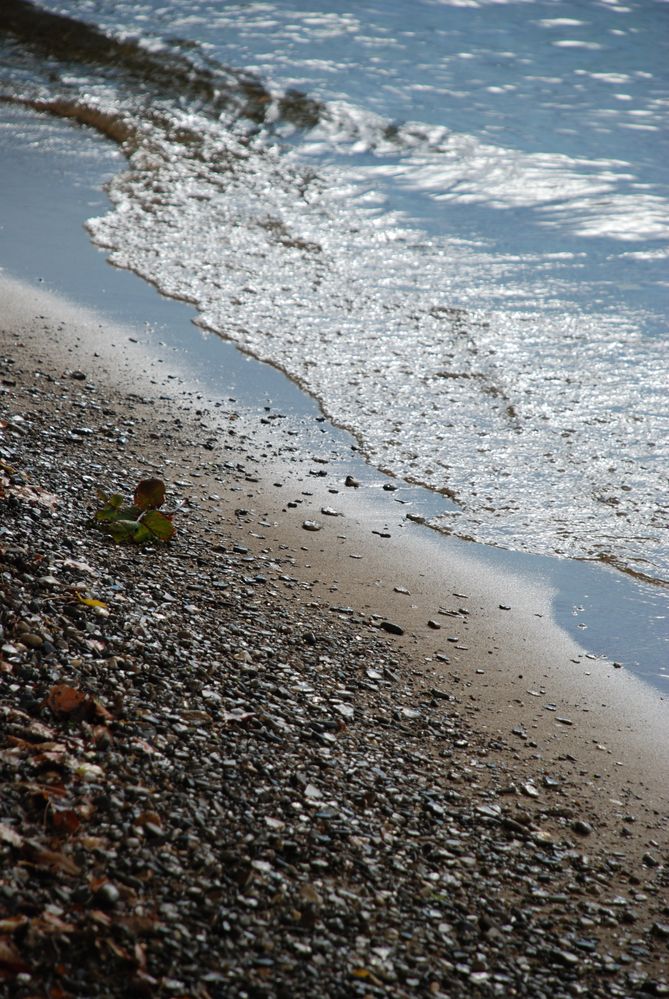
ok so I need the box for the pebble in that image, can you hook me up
[1,331,665,999]
[379,621,404,636]
[302,520,322,531]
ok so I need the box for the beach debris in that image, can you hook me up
[302,519,323,532]
[94,478,175,543]
[345,475,360,487]
[320,506,341,517]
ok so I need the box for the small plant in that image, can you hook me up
[94,478,175,544]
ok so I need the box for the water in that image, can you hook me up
[1,3,667,596]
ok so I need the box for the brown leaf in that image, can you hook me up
[50,808,81,835]
[45,685,112,724]
[46,684,88,719]
[24,843,80,876]
[22,782,69,804]
[0,935,29,976]
[0,916,28,934]
[91,699,113,722]
[133,478,166,511]
[33,911,76,935]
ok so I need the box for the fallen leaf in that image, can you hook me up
[33,911,76,934]
[0,935,29,976]
[46,684,88,719]
[45,684,112,724]
[0,916,28,933]
[141,508,175,541]
[76,593,108,610]
[134,478,166,510]
[23,843,80,876]
[50,807,81,835]
[22,782,68,804]
[0,823,23,848]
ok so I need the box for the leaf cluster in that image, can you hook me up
[94,478,175,544]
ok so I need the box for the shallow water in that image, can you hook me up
[1,0,667,587]
[0,104,667,695]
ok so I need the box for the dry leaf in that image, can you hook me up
[0,935,29,976]
[25,843,80,877]
[50,807,81,835]
[0,916,28,934]
[46,684,88,719]
[33,911,76,934]
[0,823,23,848]
[76,593,108,610]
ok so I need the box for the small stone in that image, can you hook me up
[302,520,322,532]
[96,882,120,906]
[382,482,397,491]
[427,620,441,630]
[380,621,404,636]
[320,507,341,517]
[345,475,360,488]
[571,820,593,837]
[21,633,44,649]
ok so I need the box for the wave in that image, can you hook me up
[2,0,667,587]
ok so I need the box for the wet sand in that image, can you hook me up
[2,273,669,996]
[3,272,668,822]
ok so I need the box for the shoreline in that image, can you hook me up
[3,274,667,804]
[1,274,668,995]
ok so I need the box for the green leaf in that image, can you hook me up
[141,509,175,541]
[107,519,143,542]
[133,523,154,544]
[134,478,166,511]
[94,494,128,521]
[96,505,141,524]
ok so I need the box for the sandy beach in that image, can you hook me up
[1,273,668,997]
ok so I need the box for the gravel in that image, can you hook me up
[1,338,668,997]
